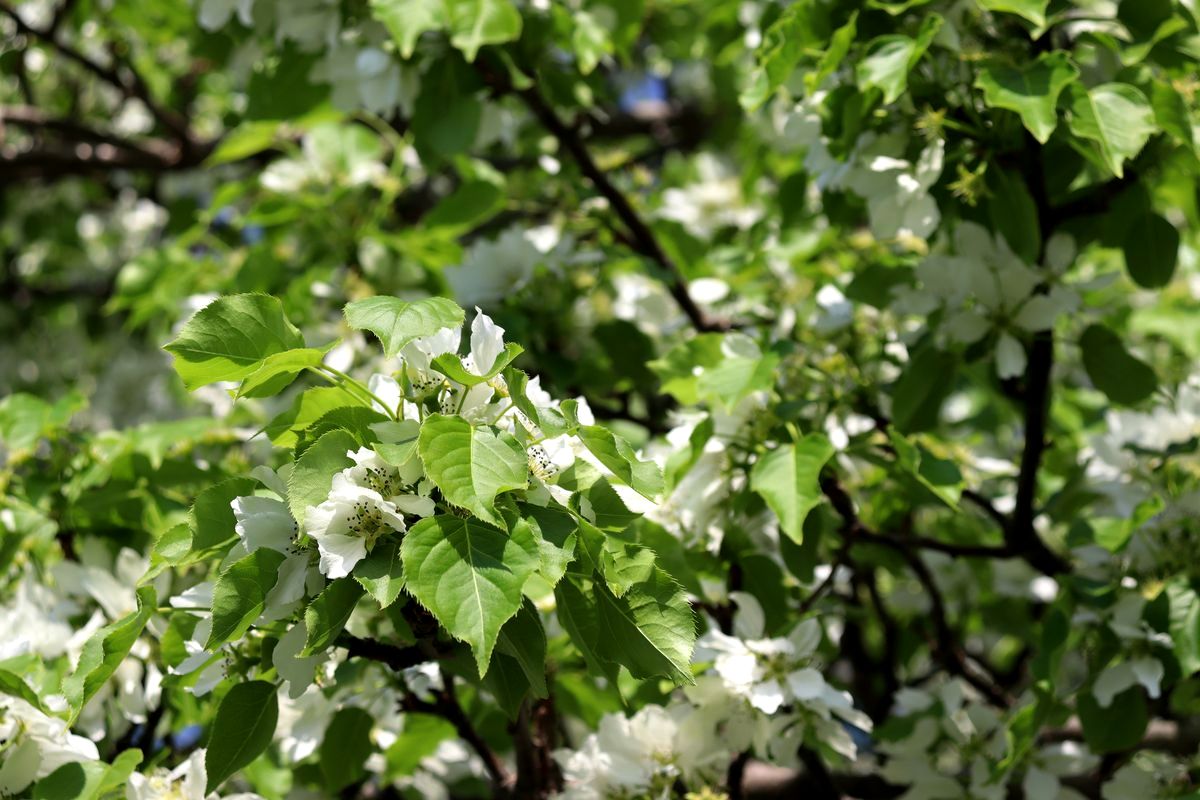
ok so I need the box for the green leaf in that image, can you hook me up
[153,523,194,567]
[206,549,287,650]
[63,586,155,719]
[304,579,365,655]
[555,579,620,684]
[287,430,357,525]
[0,669,48,713]
[1151,82,1196,151]
[572,11,612,75]
[236,345,334,399]
[1066,83,1157,178]
[892,346,958,433]
[343,297,464,358]
[856,17,941,105]
[648,334,725,405]
[0,390,86,460]
[164,294,305,390]
[205,681,279,793]
[599,540,657,598]
[424,179,505,230]
[372,420,421,466]
[495,599,548,698]
[385,713,455,776]
[418,414,528,526]
[263,386,366,447]
[1076,686,1148,754]
[740,0,827,109]
[987,168,1041,264]
[354,539,406,608]
[888,430,964,509]
[696,352,780,409]
[1123,213,1179,288]
[576,426,663,499]
[592,568,696,685]
[371,0,446,59]
[446,0,523,62]
[431,342,524,386]
[190,477,257,552]
[750,434,835,544]
[514,503,577,586]
[806,12,857,94]
[295,407,386,456]
[1080,324,1157,406]
[977,0,1048,27]
[1165,579,1200,676]
[401,515,540,676]
[975,52,1078,144]
[33,749,142,800]
[206,120,281,166]
[320,707,375,790]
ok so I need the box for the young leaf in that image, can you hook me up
[445,0,522,62]
[206,549,287,649]
[750,434,835,544]
[1066,83,1157,178]
[205,681,279,793]
[63,585,156,719]
[164,293,305,390]
[1080,324,1157,406]
[431,342,524,386]
[343,296,464,358]
[371,0,445,59]
[418,414,529,526]
[303,578,365,655]
[400,515,540,676]
[975,52,1078,144]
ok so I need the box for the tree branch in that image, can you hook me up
[474,57,727,333]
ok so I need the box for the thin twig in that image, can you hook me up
[473,56,726,333]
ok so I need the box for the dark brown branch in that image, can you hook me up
[1008,331,1069,575]
[336,633,441,672]
[820,476,1015,560]
[886,543,1014,708]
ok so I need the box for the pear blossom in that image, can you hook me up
[444,227,542,308]
[893,223,1081,378]
[656,153,764,238]
[305,447,435,578]
[0,696,99,795]
[126,747,264,800]
[554,705,727,800]
[694,593,871,753]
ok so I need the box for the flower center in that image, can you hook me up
[345,501,389,549]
